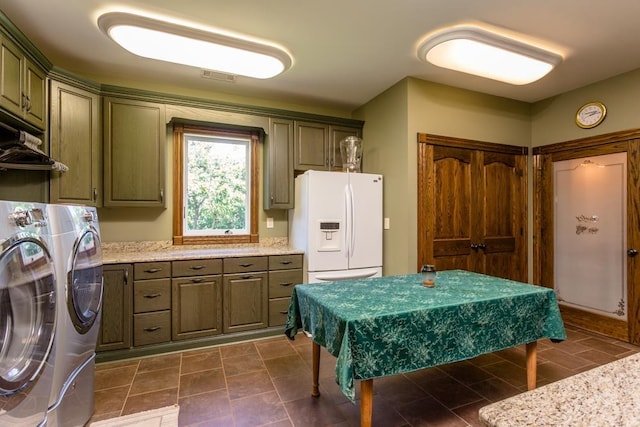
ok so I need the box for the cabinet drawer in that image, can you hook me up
[269,254,303,271]
[134,262,171,280]
[172,258,222,277]
[133,311,171,346]
[134,279,171,313]
[269,298,291,326]
[268,270,302,298]
[223,256,268,274]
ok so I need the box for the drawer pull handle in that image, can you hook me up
[144,327,161,332]
[280,261,292,265]
[279,282,293,287]
[190,265,205,270]
[144,268,161,273]
[241,275,252,280]
[279,311,288,314]
[240,263,253,267]
[143,293,162,299]
[191,278,203,283]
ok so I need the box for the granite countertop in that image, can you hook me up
[101,239,303,264]
[479,352,640,426]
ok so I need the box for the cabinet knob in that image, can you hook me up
[628,249,639,257]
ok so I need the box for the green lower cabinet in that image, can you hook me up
[97,264,132,352]
[223,272,268,333]
[171,275,223,340]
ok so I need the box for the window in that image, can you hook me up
[173,123,260,244]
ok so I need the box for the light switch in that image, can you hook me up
[384,217,390,229]
[266,217,274,228]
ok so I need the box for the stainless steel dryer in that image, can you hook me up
[47,205,102,427]
[0,201,57,427]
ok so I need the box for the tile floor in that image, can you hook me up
[89,326,639,426]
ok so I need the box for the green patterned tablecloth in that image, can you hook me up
[284,270,566,402]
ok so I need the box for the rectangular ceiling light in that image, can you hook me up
[417,26,562,85]
[98,12,292,79]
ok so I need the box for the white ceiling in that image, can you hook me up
[2,1,640,110]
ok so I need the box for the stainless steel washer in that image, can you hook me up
[47,204,102,427]
[0,201,57,427]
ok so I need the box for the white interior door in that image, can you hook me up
[554,152,627,319]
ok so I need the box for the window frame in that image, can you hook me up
[172,123,259,245]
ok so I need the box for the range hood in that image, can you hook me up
[0,122,68,171]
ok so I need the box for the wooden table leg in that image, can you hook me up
[312,341,320,397]
[526,341,537,390]
[360,379,373,427]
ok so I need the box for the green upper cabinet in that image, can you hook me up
[329,125,362,172]
[294,120,329,171]
[294,121,362,172]
[0,34,46,129]
[264,118,294,209]
[49,80,101,206]
[103,96,166,207]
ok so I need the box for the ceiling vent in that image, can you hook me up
[200,69,237,82]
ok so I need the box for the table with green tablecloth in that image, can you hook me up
[284,270,566,427]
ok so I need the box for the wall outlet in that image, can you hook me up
[384,217,390,229]
[266,217,274,228]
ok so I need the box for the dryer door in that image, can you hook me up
[67,229,103,334]
[0,236,56,395]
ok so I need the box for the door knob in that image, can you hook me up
[471,243,479,250]
[628,249,639,257]
[477,243,487,250]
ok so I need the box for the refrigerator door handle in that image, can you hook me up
[345,184,352,258]
[349,183,356,257]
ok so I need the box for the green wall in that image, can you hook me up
[354,77,531,276]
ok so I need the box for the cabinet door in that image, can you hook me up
[418,143,527,282]
[49,81,101,205]
[329,125,362,172]
[223,272,268,333]
[294,121,329,171]
[97,264,132,352]
[23,57,46,129]
[264,118,294,209]
[103,97,166,207]
[0,35,23,118]
[172,275,222,340]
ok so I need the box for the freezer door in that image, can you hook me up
[306,171,349,271]
[347,173,383,269]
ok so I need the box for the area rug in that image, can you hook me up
[90,405,179,427]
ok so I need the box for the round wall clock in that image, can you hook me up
[576,101,606,129]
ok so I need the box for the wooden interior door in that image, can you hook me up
[418,134,527,282]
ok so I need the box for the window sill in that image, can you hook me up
[173,234,259,245]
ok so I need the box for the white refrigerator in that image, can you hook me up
[289,170,383,283]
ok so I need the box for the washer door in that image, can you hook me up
[0,236,56,396]
[67,229,103,334]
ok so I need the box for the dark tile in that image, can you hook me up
[226,369,275,400]
[93,385,129,416]
[272,373,313,403]
[438,360,493,386]
[576,348,621,365]
[264,354,309,379]
[178,388,231,426]
[181,348,223,374]
[481,360,528,388]
[396,395,468,427]
[137,353,181,373]
[580,337,633,356]
[222,353,266,377]
[94,365,137,390]
[231,391,289,427]
[284,394,347,426]
[536,361,578,383]
[374,374,431,407]
[452,399,493,427]
[256,337,298,360]
[129,367,179,395]
[419,375,484,409]
[95,359,139,371]
[537,347,593,370]
[220,342,259,359]
[336,397,409,427]
[121,387,178,415]
[180,368,226,397]
[468,377,521,403]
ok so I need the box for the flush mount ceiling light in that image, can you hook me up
[98,12,292,79]
[417,26,562,85]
